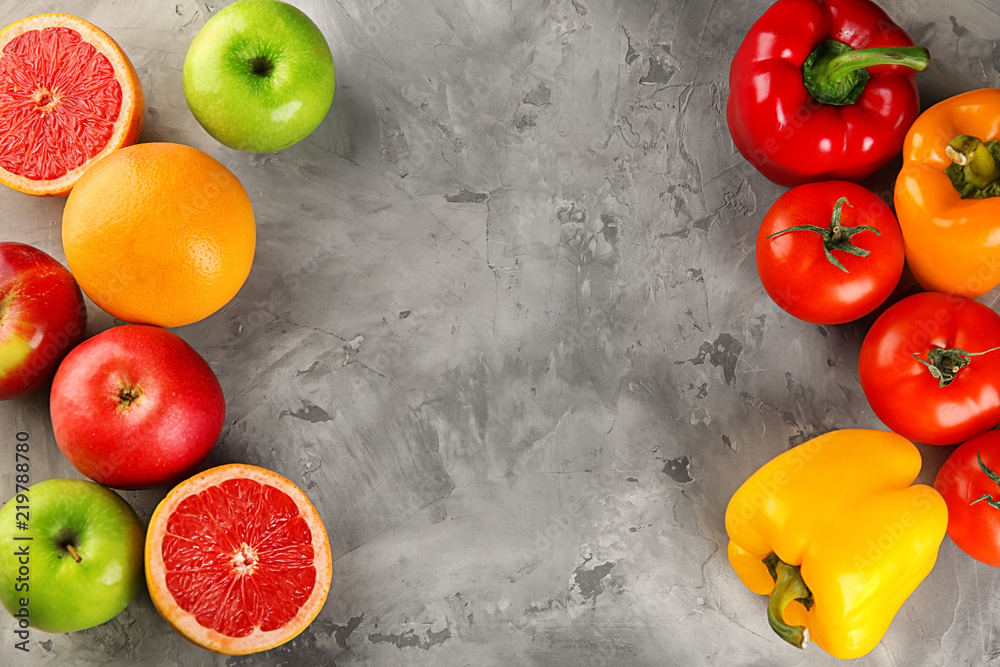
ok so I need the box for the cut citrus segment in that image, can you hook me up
[145,464,332,655]
[0,13,144,196]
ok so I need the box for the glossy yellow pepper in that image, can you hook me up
[724,429,947,659]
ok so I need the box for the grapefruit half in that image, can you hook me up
[145,464,333,655]
[0,13,144,196]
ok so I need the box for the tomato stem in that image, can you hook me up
[971,452,1000,509]
[762,552,812,649]
[912,345,1000,387]
[766,197,881,273]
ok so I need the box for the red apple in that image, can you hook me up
[50,324,225,489]
[0,242,87,400]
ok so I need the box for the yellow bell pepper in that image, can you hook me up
[724,429,947,659]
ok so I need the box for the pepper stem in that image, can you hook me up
[912,345,1000,387]
[803,40,930,106]
[946,136,1000,191]
[763,553,812,649]
[766,197,881,273]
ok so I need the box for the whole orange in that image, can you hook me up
[62,143,255,328]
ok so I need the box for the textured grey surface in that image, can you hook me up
[1,0,999,665]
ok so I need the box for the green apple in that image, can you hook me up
[0,479,144,633]
[183,0,336,153]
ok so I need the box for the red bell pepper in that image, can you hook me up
[727,0,929,187]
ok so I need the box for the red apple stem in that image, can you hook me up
[65,543,82,563]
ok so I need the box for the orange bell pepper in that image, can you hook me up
[725,429,948,659]
[894,88,1000,298]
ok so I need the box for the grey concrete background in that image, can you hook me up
[1,0,999,664]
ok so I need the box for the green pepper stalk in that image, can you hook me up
[945,135,1000,198]
[803,41,930,106]
[763,552,814,649]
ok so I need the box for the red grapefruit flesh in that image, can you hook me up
[145,464,332,655]
[0,13,144,196]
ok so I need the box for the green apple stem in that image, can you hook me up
[65,543,81,563]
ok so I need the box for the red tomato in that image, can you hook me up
[934,430,1000,566]
[858,292,1000,445]
[755,181,904,325]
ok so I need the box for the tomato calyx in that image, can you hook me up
[945,135,1000,199]
[912,345,1000,388]
[762,552,813,649]
[766,197,881,273]
[970,452,1000,509]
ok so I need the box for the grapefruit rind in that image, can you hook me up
[145,463,333,655]
[0,13,144,196]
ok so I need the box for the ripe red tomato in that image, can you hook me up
[934,430,1000,566]
[858,292,1000,445]
[755,181,904,325]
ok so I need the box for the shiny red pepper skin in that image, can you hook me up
[727,0,922,188]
